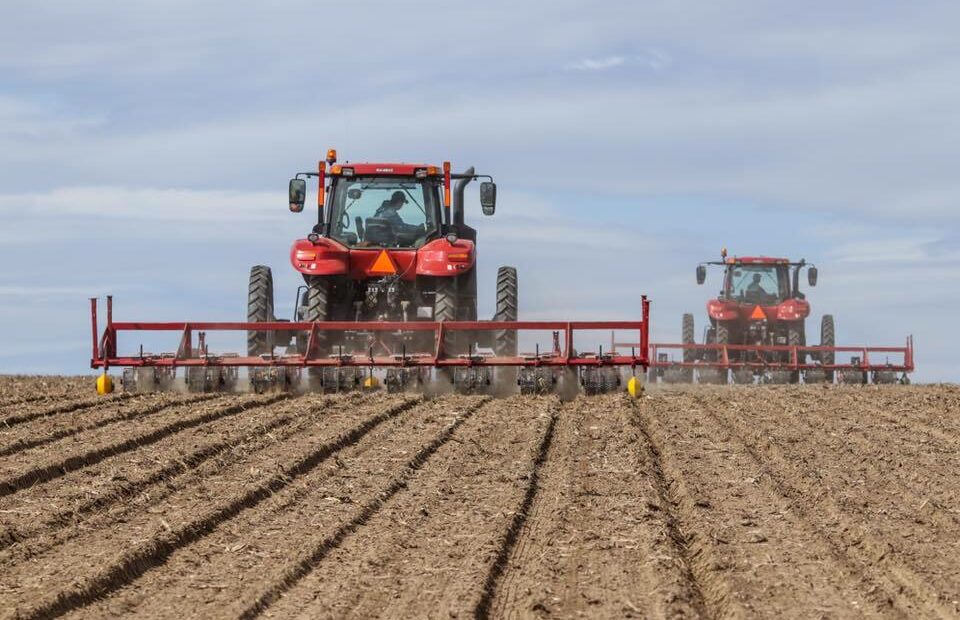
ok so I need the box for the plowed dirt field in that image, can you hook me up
[0,376,958,619]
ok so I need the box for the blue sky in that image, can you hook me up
[0,1,956,381]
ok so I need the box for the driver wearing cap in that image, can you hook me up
[374,191,410,227]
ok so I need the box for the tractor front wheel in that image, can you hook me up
[820,315,835,382]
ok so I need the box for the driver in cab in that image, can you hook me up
[746,273,766,296]
[375,191,414,229]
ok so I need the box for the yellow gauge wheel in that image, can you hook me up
[363,375,380,390]
[627,375,643,398]
[96,373,115,395]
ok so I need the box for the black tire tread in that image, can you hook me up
[682,314,695,363]
[493,266,518,357]
[247,265,274,356]
[821,314,835,381]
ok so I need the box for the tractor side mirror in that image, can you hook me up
[808,266,818,286]
[696,265,706,285]
[480,181,497,215]
[288,178,306,213]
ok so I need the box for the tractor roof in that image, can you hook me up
[725,256,790,265]
[329,162,435,176]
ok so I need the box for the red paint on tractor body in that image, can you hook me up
[290,237,474,280]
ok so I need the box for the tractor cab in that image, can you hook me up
[723,259,791,305]
[327,176,439,249]
[697,251,819,312]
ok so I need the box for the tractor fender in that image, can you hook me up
[416,238,475,277]
[706,299,739,321]
[289,238,349,276]
[775,298,811,321]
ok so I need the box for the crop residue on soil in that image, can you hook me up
[0,376,958,619]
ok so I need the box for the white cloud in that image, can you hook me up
[0,186,278,222]
[565,56,625,71]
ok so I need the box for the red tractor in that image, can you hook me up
[679,250,833,384]
[247,149,518,391]
[89,150,652,397]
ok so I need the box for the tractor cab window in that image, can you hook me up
[727,265,788,304]
[328,177,438,249]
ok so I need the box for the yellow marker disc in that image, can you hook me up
[627,375,643,398]
[96,374,115,395]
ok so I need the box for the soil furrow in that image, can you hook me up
[0,376,957,620]
[646,391,897,618]
[0,394,53,409]
[239,396,494,619]
[0,394,358,555]
[0,394,286,497]
[252,396,550,620]
[61,395,462,620]
[0,393,135,428]
[631,396,718,619]
[11,396,423,620]
[0,393,218,458]
[474,402,557,619]
[488,396,707,619]
[704,397,956,618]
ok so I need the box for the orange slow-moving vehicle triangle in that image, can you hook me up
[369,250,397,275]
[750,305,766,320]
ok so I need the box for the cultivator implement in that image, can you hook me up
[611,337,914,385]
[92,296,650,395]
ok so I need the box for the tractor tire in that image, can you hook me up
[493,266,518,357]
[493,266,518,393]
[715,321,731,365]
[786,326,803,383]
[305,278,332,390]
[434,277,460,356]
[434,277,458,322]
[305,277,332,340]
[715,322,730,347]
[247,266,275,356]
[682,314,696,363]
[820,315,835,382]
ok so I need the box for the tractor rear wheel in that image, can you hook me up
[712,322,731,383]
[493,266,518,357]
[247,266,275,356]
[305,278,332,341]
[682,314,695,363]
[305,277,332,390]
[493,267,518,393]
[820,315,835,382]
[676,314,695,382]
[786,326,803,383]
[434,277,460,356]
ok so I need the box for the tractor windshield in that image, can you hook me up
[328,176,439,249]
[726,265,789,304]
